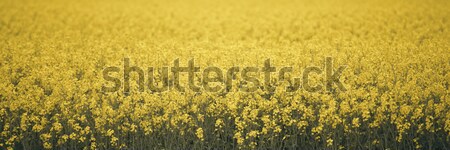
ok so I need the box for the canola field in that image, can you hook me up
[0,0,449,149]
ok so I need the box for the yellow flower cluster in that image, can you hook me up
[0,0,449,149]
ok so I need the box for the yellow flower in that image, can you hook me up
[352,118,360,128]
[196,128,204,141]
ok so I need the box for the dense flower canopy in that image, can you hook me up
[0,0,449,149]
